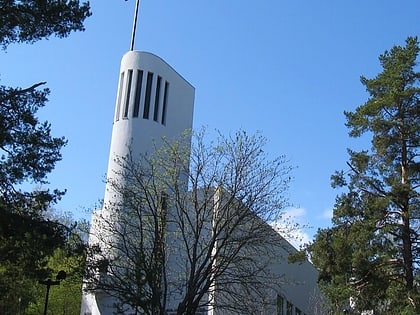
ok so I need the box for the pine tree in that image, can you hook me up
[309,37,420,314]
[0,1,91,313]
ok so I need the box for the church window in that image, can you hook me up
[115,71,125,121]
[276,294,284,315]
[153,76,162,121]
[161,81,169,125]
[133,70,143,117]
[123,69,133,118]
[286,301,293,315]
[143,72,153,119]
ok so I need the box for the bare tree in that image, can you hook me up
[85,129,294,315]
[84,150,172,315]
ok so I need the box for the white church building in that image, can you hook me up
[81,3,321,315]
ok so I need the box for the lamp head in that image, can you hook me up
[56,270,67,281]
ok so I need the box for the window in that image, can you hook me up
[115,72,125,121]
[286,301,293,315]
[143,72,153,119]
[123,69,133,118]
[277,295,284,315]
[295,307,302,315]
[153,76,162,121]
[161,81,169,125]
[133,69,143,117]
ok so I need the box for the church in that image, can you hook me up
[81,2,321,314]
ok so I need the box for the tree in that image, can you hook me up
[0,0,91,208]
[0,207,88,314]
[27,215,88,315]
[0,1,91,313]
[0,81,69,313]
[85,130,294,315]
[0,0,91,49]
[307,37,420,314]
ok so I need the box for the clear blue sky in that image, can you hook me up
[1,1,419,243]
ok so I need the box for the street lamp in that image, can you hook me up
[39,270,67,315]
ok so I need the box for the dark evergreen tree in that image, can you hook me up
[0,0,91,49]
[0,1,91,313]
[308,37,420,314]
[26,214,88,315]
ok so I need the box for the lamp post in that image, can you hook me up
[39,270,66,315]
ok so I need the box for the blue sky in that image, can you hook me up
[1,1,419,243]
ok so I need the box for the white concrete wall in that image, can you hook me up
[103,51,195,206]
[210,188,321,315]
[81,51,195,315]
[211,231,321,315]
[81,50,321,315]
[267,237,321,315]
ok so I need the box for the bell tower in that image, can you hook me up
[80,1,194,313]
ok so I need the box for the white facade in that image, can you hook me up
[81,51,195,315]
[208,189,321,315]
[81,50,321,315]
[103,50,195,206]
[211,241,321,315]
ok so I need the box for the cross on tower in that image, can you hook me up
[130,0,141,51]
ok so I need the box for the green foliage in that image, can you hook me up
[0,82,67,206]
[0,267,37,315]
[27,246,86,315]
[0,80,69,314]
[0,206,66,278]
[307,37,420,314]
[0,1,91,313]
[0,0,91,49]
[0,212,87,314]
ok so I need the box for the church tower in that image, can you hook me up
[81,2,195,314]
[103,50,195,207]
